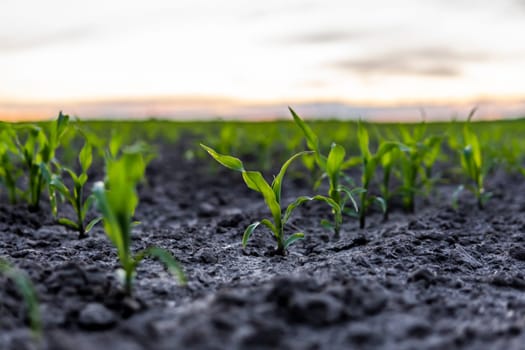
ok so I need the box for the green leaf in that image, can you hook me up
[109,132,123,158]
[58,218,80,230]
[82,194,95,217]
[462,145,478,180]
[50,175,73,203]
[64,167,80,185]
[357,121,370,159]
[141,247,186,285]
[287,195,342,227]
[289,107,325,168]
[341,156,361,170]
[271,151,311,203]
[312,173,327,191]
[338,185,360,212]
[92,181,126,256]
[242,171,281,227]
[374,196,387,214]
[312,194,341,213]
[326,143,345,182]
[40,142,52,163]
[78,172,88,186]
[56,111,70,141]
[242,221,260,248]
[260,218,277,235]
[451,185,464,211]
[85,217,102,233]
[39,163,52,183]
[376,141,400,159]
[200,144,244,172]
[289,107,319,152]
[283,232,305,249]
[283,196,313,224]
[470,135,482,169]
[79,142,93,172]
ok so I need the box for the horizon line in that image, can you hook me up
[1,96,525,122]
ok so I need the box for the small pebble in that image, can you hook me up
[78,302,116,330]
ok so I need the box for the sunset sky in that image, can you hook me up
[1,0,525,120]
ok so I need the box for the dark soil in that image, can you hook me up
[2,143,525,350]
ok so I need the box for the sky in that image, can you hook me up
[1,0,525,121]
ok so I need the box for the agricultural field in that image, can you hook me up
[2,110,525,349]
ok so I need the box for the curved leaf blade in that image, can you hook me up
[200,144,244,172]
[79,142,93,173]
[374,196,387,214]
[242,221,260,248]
[58,218,80,230]
[289,107,319,152]
[272,151,312,203]
[284,195,313,224]
[260,218,277,235]
[141,247,186,285]
[242,171,281,227]
[85,217,102,233]
[284,232,305,249]
[326,143,345,182]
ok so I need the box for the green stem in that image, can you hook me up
[404,164,417,213]
[329,185,341,237]
[477,186,484,210]
[76,184,86,238]
[276,225,286,255]
[124,269,133,296]
[359,189,367,229]
[382,168,391,222]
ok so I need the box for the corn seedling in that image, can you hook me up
[290,108,359,236]
[421,135,444,198]
[201,144,338,254]
[453,109,491,209]
[12,112,70,210]
[93,146,185,295]
[46,141,101,238]
[354,122,398,228]
[379,146,398,221]
[396,123,443,213]
[0,258,41,337]
[0,124,22,204]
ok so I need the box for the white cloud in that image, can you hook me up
[0,0,524,113]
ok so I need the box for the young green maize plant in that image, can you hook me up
[47,141,102,238]
[354,122,398,229]
[396,123,443,213]
[0,124,22,204]
[421,134,444,198]
[289,107,359,236]
[201,144,339,254]
[454,109,491,210]
[0,258,41,336]
[93,146,185,295]
[12,112,70,210]
[379,145,397,221]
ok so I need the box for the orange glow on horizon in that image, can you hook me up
[1,94,525,122]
